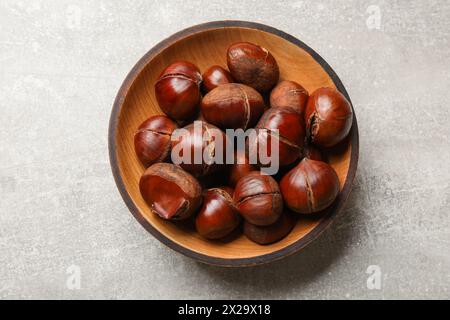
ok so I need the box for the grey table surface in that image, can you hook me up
[1,0,449,299]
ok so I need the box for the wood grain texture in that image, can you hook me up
[108,21,359,267]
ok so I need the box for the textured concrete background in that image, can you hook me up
[1,0,449,299]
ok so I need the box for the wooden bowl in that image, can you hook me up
[109,21,359,267]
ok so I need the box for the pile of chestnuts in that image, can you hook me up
[135,41,353,245]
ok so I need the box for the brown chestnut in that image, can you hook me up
[280,158,340,214]
[270,80,308,116]
[234,171,283,226]
[171,121,228,177]
[305,87,353,147]
[244,212,295,245]
[201,83,265,130]
[227,42,279,92]
[201,65,234,93]
[134,115,178,167]
[248,107,305,167]
[195,187,241,239]
[155,61,202,121]
[228,149,257,187]
[139,163,202,220]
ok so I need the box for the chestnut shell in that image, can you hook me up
[201,65,234,93]
[201,83,265,130]
[227,42,279,92]
[248,107,305,167]
[228,149,257,187]
[195,187,241,239]
[234,171,283,226]
[280,158,340,214]
[244,212,295,245]
[134,115,178,167]
[270,80,308,116]
[171,121,228,177]
[139,163,202,220]
[155,61,202,121]
[305,87,353,147]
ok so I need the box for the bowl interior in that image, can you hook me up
[113,26,352,261]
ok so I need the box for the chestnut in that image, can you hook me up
[248,107,305,167]
[171,121,228,177]
[305,87,353,147]
[201,83,265,130]
[280,158,340,214]
[139,163,202,220]
[227,42,279,92]
[233,171,283,226]
[201,65,234,93]
[270,80,308,116]
[244,212,295,245]
[155,61,202,121]
[228,149,257,187]
[134,115,178,167]
[195,187,241,239]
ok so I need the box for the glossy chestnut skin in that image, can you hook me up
[201,66,234,93]
[270,80,308,116]
[155,61,202,121]
[248,107,305,167]
[171,121,228,177]
[234,171,283,226]
[134,115,178,167]
[280,158,340,214]
[305,87,353,147]
[228,149,257,187]
[139,163,202,220]
[227,42,279,92]
[201,83,265,130]
[195,187,241,239]
[244,212,295,245]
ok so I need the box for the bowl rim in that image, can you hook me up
[108,20,359,267]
